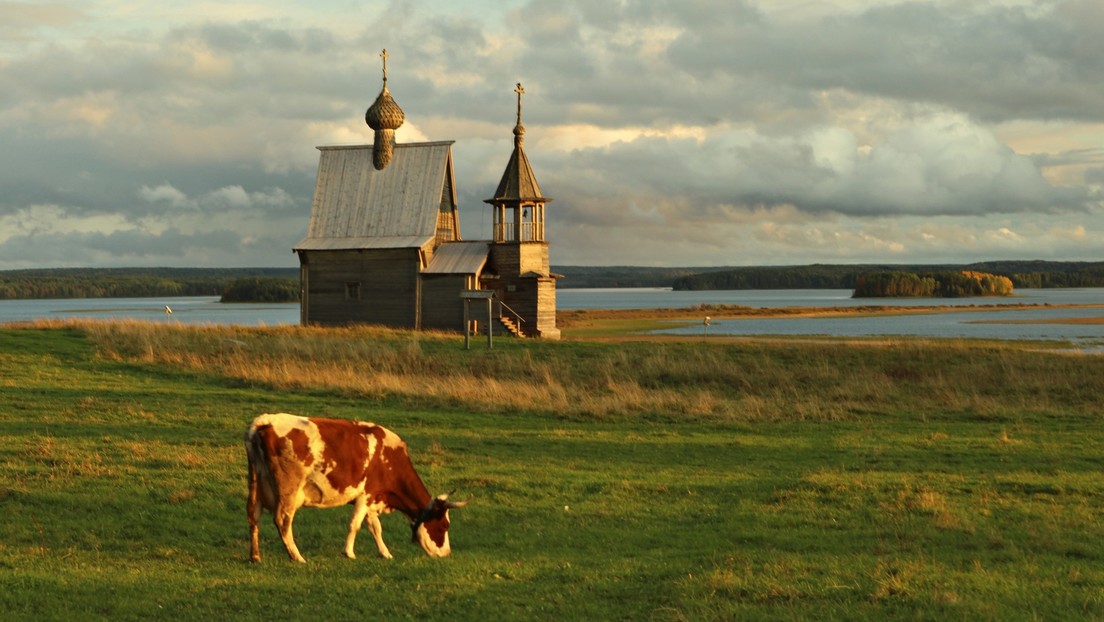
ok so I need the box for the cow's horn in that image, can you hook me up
[444,496,471,509]
[433,490,469,509]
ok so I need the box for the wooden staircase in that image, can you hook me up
[497,315,525,338]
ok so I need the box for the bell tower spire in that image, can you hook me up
[484,82,550,242]
[482,82,560,339]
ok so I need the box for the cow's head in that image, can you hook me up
[411,493,468,557]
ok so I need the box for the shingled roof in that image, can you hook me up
[486,142,547,204]
[294,141,456,251]
[422,241,491,274]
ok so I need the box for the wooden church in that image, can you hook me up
[293,51,560,339]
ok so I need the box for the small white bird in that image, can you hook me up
[164,305,173,316]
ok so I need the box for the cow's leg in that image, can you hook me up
[246,461,263,562]
[274,504,307,563]
[365,511,393,559]
[344,497,369,559]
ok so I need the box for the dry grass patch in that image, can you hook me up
[14,318,1104,426]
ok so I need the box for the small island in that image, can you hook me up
[219,277,299,303]
[853,270,1014,298]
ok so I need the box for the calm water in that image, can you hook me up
[2,288,1103,342]
[556,287,1104,309]
[0,296,298,327]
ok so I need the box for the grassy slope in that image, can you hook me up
[1,324,1103,620]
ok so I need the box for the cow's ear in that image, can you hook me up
[433,497,449,515]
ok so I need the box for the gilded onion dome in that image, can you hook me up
[365,49,404,170]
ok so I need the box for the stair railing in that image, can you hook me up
[498,301,526,336]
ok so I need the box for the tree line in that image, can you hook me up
[852,271,1014,298]
[2,261,1102,300]
[0,268,298,301]
[219,277,300,303]
[672,261,1104,291]
[672,265,861,290]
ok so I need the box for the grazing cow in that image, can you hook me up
[245,413,466,562]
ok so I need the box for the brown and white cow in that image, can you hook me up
[245,413,466,562]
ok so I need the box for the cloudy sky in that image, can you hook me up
[1,0,1102,269]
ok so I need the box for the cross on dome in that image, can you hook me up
[512,82,526,146]
[514,82,524,124]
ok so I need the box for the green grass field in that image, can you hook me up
[1,322,1102,620]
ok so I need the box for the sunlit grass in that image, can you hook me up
[38,318,1100,427]
[2,320,1103,620]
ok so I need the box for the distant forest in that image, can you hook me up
[1,261,1102,300]
[667,261,1104,291]
[0,268,297,301]
[218,276,301,303]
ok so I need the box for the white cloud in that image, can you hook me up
[990,226,1025,243]
[0,203,136,242]
[206,185,251,208]
[140,183,188,206]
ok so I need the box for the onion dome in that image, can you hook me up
[512,100,525,147]
[364,49,405,170]
[365,84,405,131]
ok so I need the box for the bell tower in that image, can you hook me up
[483,83,560,339]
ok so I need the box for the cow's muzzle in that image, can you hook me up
[410,492,469,541]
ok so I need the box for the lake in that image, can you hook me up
[2,288,1103,343]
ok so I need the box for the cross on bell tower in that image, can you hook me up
[513,82,525,145]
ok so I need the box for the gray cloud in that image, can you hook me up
[541,111,1095,222]
[0,0,1101,269]
[670,0,1104,124]
[1085,167,1104,186]
[0,228,278,268]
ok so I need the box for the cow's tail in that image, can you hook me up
[245,421,274,562]
[245,422,275,514]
